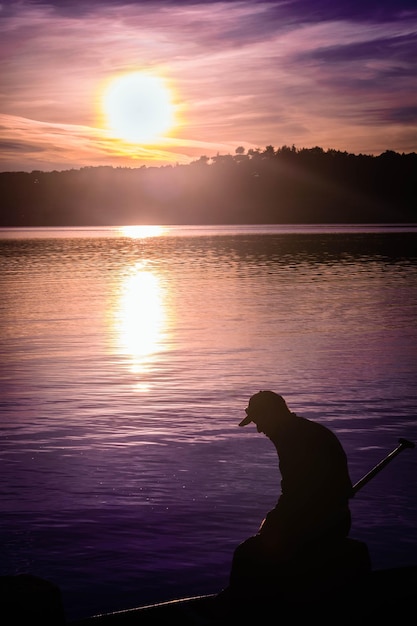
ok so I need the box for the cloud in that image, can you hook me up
[385,106,417,124]
[0,139,47,154]
[0,112,235,172]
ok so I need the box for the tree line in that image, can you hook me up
[0,145,416,226]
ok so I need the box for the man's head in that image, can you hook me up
[239,391,290,432]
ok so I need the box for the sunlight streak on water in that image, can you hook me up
[113,263,167,382]
[118,225,167,239]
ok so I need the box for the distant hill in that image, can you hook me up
[0,146,416,226]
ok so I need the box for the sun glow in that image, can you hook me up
[101,72,175,144]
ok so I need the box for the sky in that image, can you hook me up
[1,0,416,172]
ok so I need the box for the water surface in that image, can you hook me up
[1,224,416,620]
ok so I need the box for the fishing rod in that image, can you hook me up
[352,437,415,496]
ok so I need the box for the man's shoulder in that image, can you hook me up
[295,414,341,441]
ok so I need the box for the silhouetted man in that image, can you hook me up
[229,390,355,598]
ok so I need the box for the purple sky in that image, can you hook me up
[1,0,416,171]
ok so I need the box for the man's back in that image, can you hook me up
[261,413,352,549]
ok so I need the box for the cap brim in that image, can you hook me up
[239,415,252,427]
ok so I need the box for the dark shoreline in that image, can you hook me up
[1,146,416,227]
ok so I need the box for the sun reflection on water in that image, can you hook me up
[119,225,167,239]
[115,263,166,381]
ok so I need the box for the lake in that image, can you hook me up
[1,224,416,621]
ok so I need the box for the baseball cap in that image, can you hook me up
[239,390,288,426]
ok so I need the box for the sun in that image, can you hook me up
[101,72,175,144]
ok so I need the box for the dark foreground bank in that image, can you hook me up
[2,563,417,626]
